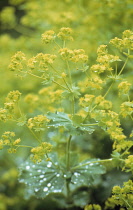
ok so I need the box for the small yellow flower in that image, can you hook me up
[118,81,131,96]
[57,27,73,41]
[61,72,67,78]
[59,48,74,60]
[31,142,52,163]
[41,30,55,44]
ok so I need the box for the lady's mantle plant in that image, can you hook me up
[0,28,133,209]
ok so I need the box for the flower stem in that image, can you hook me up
[66,135,72,171]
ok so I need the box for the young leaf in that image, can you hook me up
[46,111,72,128]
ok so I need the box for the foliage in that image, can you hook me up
[0,1,133,209]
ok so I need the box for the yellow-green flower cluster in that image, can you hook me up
[105,180,133,209]
[4,90,21,113]
[91,45,121,74]
[59,48,74,60]
[84,204,101,210]
[112,180,133,207]
[71,49,88,63]
[0,108,7,122]
[114,141,133,154]
[8,51,26,72]
[57,27,73,41]
[41,27,73,45]
[120,101,133,118]
[95,95,112,110]
[5,90,21,103]
[0,131,21,153]
[41,30,55,44]
[118,81,131,96]
[59,48,88,64]
[27,53,57,71]
[27,115,50,131]
[91,109,128,151]
[87,74,104,90]
[79,94,95,107]
[124,155,133,173]
[30,142,52,163]
[110,30,133,51]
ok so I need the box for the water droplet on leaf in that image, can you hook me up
[47,162,52,168]
[40,175,44,178]
[43,187,48,192]
[47,183,51,187]
[35,188,39,192]
[26,165,30,170]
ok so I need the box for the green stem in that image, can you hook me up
[54,40,61,49]
[72,158,113,170]
[121,196,131,208]
[62,77,72,92]
[26,125,41,144]
[66,60,72,87]
[62,76,75,115]
[66,179,71,200]
[63,40,66,48]
[3,144,33,149]
[27,71,44,80]
[72,97,75,115]
[66,135,72,171]
[81,123,98,126]
[16,145,33,148]
[103,82,114,98]
[118,50,129,76]
[115,62,118,76]
[52,80,68,90]
[49,64,60,74]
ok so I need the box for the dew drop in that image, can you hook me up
[26,165,30,170]
[89,163,93,166]
[56,174,60,177]
[29,173,32,176]
[40,175,44,178]
[35,188,39,192]
[74,172,80,177]
[47,162,52,168]
[43,178,47,181]
[53,189,61,193]
[43,187,48,192]
[32,165,36,168]
[37,169,42,172]
[47,183,51,187]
